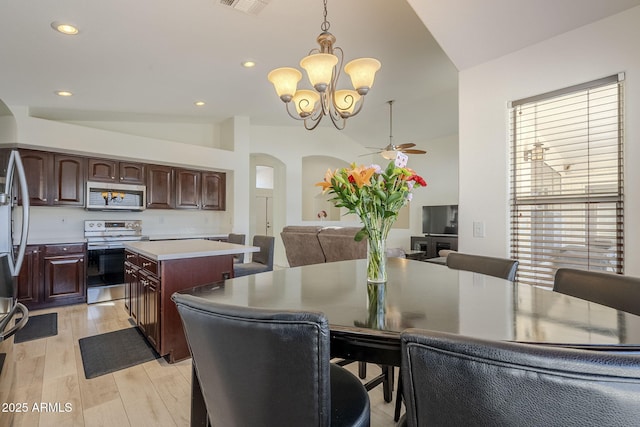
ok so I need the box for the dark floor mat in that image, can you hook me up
[79,327,160,379]
[14,312,58,344]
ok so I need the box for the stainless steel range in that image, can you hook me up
[84,220,146,304]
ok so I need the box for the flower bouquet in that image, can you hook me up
[316,157,426,282]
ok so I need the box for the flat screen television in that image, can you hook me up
[422,205,458,236]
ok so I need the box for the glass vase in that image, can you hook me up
[366,282,386,329]
[367,233,387,283]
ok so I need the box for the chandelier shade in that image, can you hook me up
[267,67,302,102]
[344,58,381,94]
[267,0,380,130]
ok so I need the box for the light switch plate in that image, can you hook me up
[473,221,485,238]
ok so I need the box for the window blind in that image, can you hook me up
[510,75,624,287]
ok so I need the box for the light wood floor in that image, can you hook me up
[11,300,401,426]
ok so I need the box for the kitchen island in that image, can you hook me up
[124,239,258,362]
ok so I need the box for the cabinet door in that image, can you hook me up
[125,262,140,323]
[43,253,86,303]
[119,162,145,184]
[144,273,161,350]
[175,169,201,209]
[146,165,174,209]
[16,245,42,307]
[53,154,86,206]
[88,158,118,182]
[19,149,52,205]
[201,171,226,210]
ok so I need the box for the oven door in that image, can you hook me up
[86,244,126,303]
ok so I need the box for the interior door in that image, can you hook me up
[255,196,273,236]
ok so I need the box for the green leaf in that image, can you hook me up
[354,228,368,241]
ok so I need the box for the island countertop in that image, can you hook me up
[124,239,259,261]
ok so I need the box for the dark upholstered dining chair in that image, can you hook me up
[553,268,640,316]
[446,252,519,281]
[172,293,370,427]
[227,232,246,263]
[399,329,640,427]
[233,235,274,277]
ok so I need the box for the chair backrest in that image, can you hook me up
[553,268,640,316]
[280,226,326,267]
[172,293,332,427]
[227,233,246,263]
[401,329,640,427]
[446,252,518,281]
[252,235,275,270]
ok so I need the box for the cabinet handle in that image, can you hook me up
[55,198,58,202]
[63,247,68,251]
[142,262,151,267]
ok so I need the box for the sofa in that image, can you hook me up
[280,226,366,267]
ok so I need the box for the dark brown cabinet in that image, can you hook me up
[175,169,200,209]
[175,169,226,210]
[146,164,174,209]
[52,154,86,206]
[17,242,87,309]
[88,158,145,184]
[17,148,225,211]
[140,270,160,349]
[124,257,140,323]
[201,171,226,210]
[16,245,42,306]
[18,150,86,206]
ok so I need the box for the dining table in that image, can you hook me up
[177,257,640,426]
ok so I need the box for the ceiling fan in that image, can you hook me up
[366,100,427,159]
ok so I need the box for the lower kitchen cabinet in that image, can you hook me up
[17,243,87,309]
[16,245,42,306]
[124,248,233,363]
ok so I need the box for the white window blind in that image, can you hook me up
[510,75,624,287]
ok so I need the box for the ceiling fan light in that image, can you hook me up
[381,149,397,160]
[300,53,338,92]
[268,67,302,102]
[334,89,361,115]
[292,90,320,117]
[344,58,381,95]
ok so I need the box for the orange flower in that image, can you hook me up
[348,164,376,188]
[315,168,336,193]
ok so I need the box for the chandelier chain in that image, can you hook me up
[321,0,330,32]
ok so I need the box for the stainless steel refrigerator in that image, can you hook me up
[0,149,30,415]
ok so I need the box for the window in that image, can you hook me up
[510,75,624,287]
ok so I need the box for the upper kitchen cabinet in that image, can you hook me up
[201,171,226,210]
[19,150,86,206]
[88,158,145,184]
[175,169,226,210]
[146,164,174,209]
[175,169,200,209]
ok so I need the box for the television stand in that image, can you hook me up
[410,235,458,259]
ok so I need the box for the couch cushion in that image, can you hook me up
[281,226,326,267]
[317,227,366,263]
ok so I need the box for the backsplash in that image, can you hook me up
[17,206,232,243]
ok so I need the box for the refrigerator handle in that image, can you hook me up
[6,151,30,276]
[0,302,29,341]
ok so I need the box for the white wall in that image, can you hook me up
[5,102,459,265]
[458,6,640,276]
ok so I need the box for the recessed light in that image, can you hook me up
[55,90,73,97]
[51,22,79,35]
[194,101,206,107]
[241,60,256,68]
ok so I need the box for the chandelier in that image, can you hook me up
[267,0,381,130]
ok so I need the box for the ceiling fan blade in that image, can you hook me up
[401,149,427,154]
[359,150,383,157]
[396,143,416,149]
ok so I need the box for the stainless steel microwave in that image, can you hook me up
[86,181,146,211]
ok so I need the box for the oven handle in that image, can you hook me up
[0,303,29,342]
[87,243,126,250]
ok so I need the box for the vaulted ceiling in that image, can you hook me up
[1,0,638,149]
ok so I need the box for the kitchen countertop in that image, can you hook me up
[146,233,228,241]
[25,237,86,245]
[124,239,259,261]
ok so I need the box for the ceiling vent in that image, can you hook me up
[219,0,270,15]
